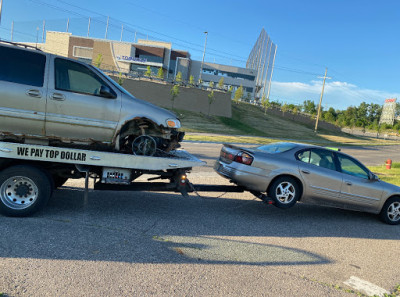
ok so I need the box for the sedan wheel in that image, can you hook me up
[269,176,300,209]
[380,197,400,225]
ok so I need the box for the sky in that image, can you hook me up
[0,0,399,110]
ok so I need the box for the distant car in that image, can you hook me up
[215,142,400,225]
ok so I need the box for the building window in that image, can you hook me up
[73,46,93,60]
[201,68,255,81]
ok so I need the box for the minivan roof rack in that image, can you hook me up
[0,39,42,51]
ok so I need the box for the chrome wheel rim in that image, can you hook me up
[275,181,296,204]
[0,176,38,210]
[387,201,400,222]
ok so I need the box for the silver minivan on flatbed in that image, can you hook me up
[0,41,184,156]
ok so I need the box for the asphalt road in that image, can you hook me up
[0,143,400,296]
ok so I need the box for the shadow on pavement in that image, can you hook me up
[0,187,398,265]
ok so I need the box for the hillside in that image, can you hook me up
[171,102,399,146]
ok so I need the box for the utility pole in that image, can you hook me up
[0,0,3,27]
[198,31,208,84]
[314,68,331,133]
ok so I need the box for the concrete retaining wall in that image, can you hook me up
[112,77,232,117]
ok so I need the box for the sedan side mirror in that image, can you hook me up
[100,85,116,99]
[369,172,379,181]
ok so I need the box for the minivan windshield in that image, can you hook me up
[256,142,297,154]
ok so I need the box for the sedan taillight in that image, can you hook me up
[234,152,254,165]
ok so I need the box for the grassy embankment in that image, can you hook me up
[172,102,400,146]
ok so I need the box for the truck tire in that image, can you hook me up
[0,165,52,217]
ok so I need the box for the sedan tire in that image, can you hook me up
[268,176,300,209]
[379,197,400,225]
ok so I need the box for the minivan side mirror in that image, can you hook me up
[99,85,116,99]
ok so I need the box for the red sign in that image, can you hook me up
[385,98,396,103]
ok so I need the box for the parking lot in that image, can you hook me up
[1,143,400,296]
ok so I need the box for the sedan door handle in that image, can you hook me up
[345,181,352,186]
[26,89,42,98]
[301,169,310,174]
[51,93,66,101]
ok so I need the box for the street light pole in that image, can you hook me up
[314,68,330,133]
[198,31,208,84]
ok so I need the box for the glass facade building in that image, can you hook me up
[246,29,277,100]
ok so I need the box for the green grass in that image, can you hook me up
[172,102,400,146]
[368,163,400,186]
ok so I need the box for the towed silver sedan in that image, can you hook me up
[215,142,400,225]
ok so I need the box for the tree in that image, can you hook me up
[302,100,317,115]
[94,54,103,68]
[157,67,164,79]
[322,107,336,123]
[207,90,215,116]
[176,71,182,83]
[228,86,233,94]
[270,100,282,109]
[261,94,270,114]
[144,66,152,77]
[281,103,289,114]
[189,75,195,86]
[170,84,180,109]
[217,77,224,89]
[117,72,124,86]
[209,81,214,89]
[233,86,243,104]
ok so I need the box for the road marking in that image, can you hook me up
[344,276,389,297]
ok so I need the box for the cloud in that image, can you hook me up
[270,80,400,110]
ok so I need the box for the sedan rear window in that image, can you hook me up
[256,142,297,154]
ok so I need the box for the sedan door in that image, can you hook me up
[297,148,343,207]
[45,57,121,143]
[337,153,383,212]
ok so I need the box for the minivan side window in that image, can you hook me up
[0,46,46,87]
[54,58,116,97]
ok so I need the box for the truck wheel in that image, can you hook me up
[379,197,400,225]
[0,165,52,217]
[268,176,300,209]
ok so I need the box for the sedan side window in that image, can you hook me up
[297,149,336,170]
[338,155,369,179]
[54,58,116,97]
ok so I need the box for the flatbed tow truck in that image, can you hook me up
[0,141,254,217]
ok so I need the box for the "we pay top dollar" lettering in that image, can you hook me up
[16,147,86,161]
